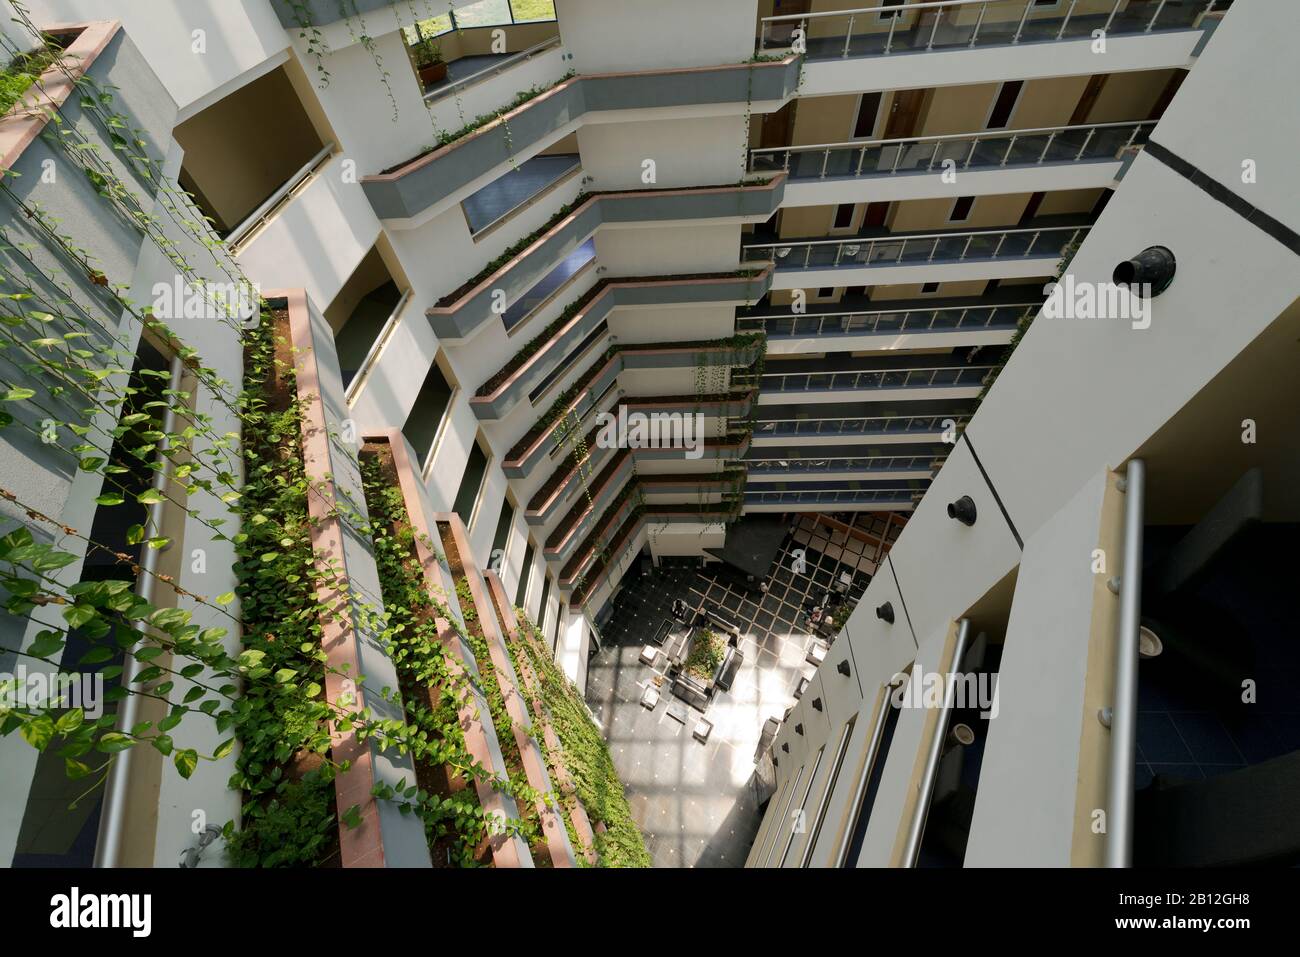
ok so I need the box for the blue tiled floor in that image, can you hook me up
[460,153,579,235]
[503,237,595,332]
[1135,524,1300,807]
[424,53,512,98]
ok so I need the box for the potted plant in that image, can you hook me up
[412,39,446,87]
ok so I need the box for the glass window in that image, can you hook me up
[515,541,536,606]
[510,0,557,23]
[453,438,490,526]
[403,360,454,467]
[454,0,515,28]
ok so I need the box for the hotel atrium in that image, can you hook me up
[1,0,1297,877]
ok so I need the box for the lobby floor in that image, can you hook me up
[584,515,875,867]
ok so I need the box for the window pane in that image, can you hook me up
[403,361,454,465]
[454,0,515,28]
[515,542,535,606]
[403,14,453,44]
[492,498,514,557]
[511,0,557,22]
[453,440,490,526]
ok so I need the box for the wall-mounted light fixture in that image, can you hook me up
[876,601,895,624]
[947,495,977,526]
[837,659,851,677]
[1113,245,1176,296]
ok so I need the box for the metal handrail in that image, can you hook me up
[836,673,909,866]
[750,119,1151,159]
[739,304,1035,337]
[748,225,1087,271]
[755,412,966,435]
[759,0,1225,54]
[752,120,1149,178]
[743,300,1040,321]
[1106,459,1145,868]
[345,288,414,405]
[900,618,972,867]
[424,34,563,103]
[761,364,995,392]
[94,356,186,867]
[747,223,1084,250]
[747,454,940,472]
[227,142,336,250]
[745,488,920,505]
[765,0,1001,24]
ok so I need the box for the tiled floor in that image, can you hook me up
[460,153,579,234]
[423,52,512,98]
[584,516,874,868]
[1134,523,1300,791]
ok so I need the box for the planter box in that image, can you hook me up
[471,270,771,421]
[359,429,534,868]
[274,290,432,868]
[428,178,783,342]
[418,61,448,87]
[362,57,800,221]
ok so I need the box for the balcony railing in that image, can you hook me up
[227,141,335,251]
[745,488,921,505]
[761,364,995,393]
[424,35,563,104]
[750,120,1152,179]
[747,454,941,473]
[755,413,967,437]
[747,225,1087,271]
[758,0,1228,60]
[738,302,1037,338]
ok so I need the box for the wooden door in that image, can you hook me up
[863,202,891,228]
[1069,75,1108,125]
[884,89,926,139]
[760,99,798,151]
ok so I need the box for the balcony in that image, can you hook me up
[746,453,942,481]
[362,57,800,222]
[749,224,1088,288]
[540,451,636,552]
[508,387,752,485]
[743,486,923,510]
[562,504,738,602]
[470,273,771,420]
[543,459,734,566]
[739,299,1035,354]
[429,178,783,341]
[752,121,1150,208]
[761,1,1230,97]
[422,35,564,104]
[752,410,968,445]
[758,362,994,404]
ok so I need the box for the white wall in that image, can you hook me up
[34,0,289,117]
[236,155,380,312]
[576,115,749,190]
[964,469,1110,867]
[556,0,756,74]
[596,224,740,276]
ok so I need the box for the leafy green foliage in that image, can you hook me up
[510,611,650,867]
[224,306,338,866]
[359,452,495,865]
[684,629,725,681]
